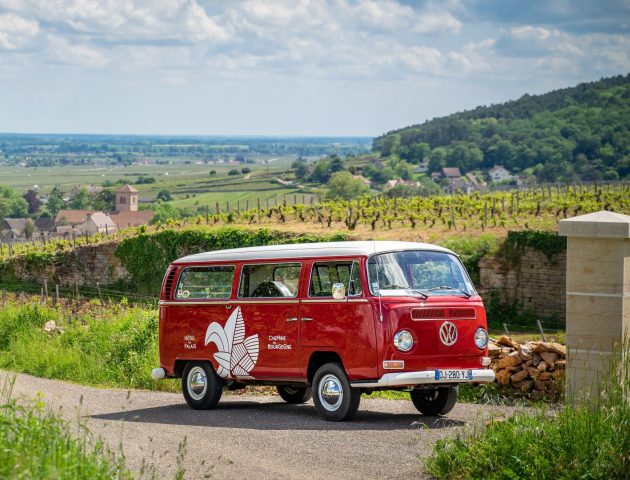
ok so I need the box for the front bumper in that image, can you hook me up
[350,368,495,388]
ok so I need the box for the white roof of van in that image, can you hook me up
[173,240,455,264]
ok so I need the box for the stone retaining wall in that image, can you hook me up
[479,248,566,320]
[4,242,130,286]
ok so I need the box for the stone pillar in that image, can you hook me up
[559,211,630,399]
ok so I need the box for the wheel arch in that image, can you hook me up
[307,351,344,385]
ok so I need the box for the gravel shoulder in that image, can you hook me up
[4,371,522,479]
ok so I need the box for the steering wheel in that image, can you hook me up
[251,281,292,297]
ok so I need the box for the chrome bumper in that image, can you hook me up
[350,369,496,388]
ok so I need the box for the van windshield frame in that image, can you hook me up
[367,250,476,297]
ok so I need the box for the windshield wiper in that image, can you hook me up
[379,284,428,298]
[425,286,471,298]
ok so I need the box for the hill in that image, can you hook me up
[372,74,630,183]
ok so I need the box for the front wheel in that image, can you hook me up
[410,386,457,416]
[277,385,312,404]
[182,361,223,410]
[312,363,361,421]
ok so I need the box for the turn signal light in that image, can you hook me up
[383,360,405,370]
[481,356,491,367]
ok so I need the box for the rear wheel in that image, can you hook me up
[410,387,457,416]
[182,361,223,410]
[277,385,312,404]
[312,363,360,421]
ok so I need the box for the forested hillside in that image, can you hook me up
[373,74,630,182]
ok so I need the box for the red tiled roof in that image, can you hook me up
[116,184,139,193]
[110,210,154,228]
[55,210,98,225]
[442,167,462,178]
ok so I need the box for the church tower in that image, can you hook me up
[115,184,139,212]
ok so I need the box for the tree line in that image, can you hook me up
[372,74,630,183]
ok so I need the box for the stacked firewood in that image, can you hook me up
[488,335,566,397]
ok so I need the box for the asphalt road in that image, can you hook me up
[5,372,520,479]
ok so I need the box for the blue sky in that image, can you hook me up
[0,0,628,136]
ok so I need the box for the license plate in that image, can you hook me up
[434,369,473,381]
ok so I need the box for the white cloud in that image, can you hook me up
[0,0,626,83]
[45,34,109,67]
[0,13,39,49]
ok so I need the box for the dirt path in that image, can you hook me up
[5,372,520,479]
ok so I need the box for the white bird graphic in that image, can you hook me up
[204,307,259,379]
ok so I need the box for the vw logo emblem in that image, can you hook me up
[439,321,458,346]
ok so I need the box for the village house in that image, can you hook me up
[445,178,474,194]
[54,184,154,234]
[414,162,429,174]
[384,179,421,190]
[442,167,462,179]
[78,212,117,235]
[0,218,28,242]
[488,165,513,182]
[109,184,155,228]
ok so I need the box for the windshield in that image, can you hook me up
[367,250,476,297]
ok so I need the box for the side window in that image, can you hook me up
[309,260,362,297]
[175,266,234,299]
[239,263,301,298]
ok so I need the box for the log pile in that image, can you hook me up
[488,336,566,398]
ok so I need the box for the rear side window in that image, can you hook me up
[175,266,235,299]
[239,263,301,298]
[309,260,362,297]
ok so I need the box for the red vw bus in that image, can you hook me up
[152,241,494,421]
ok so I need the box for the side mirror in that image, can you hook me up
[332,283,346,299]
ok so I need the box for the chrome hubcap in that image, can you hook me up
[319,374,343,411]
[188,366,207,401]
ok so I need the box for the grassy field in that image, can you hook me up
[0,155,297,194]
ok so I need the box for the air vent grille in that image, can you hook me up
[163,268,178,300]
[411,308,476,320]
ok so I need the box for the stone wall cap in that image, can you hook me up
[559,210,630,238]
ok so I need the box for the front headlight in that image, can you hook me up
[394,330,414,352]
[474,327,488,349]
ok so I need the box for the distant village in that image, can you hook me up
[1,184,154,243]
[372,162,522,195]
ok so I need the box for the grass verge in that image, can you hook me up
[425,341,630,479]
[0,296,178,392]
[0,377,132,479]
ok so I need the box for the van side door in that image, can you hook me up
[233,262,302,380]
[299,258,378,380]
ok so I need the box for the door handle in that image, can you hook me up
[301,317,313,322]
[286,317,298,322]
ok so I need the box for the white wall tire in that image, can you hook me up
[182,361,223,410]
[312,363,360,421]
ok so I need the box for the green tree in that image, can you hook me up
[23,190,41,214]
[69,188,90,209]
[325,171,370,200]
[23,218,35,239]
[92,190,115,211]
[46,187,65,216]
[156,190,173,202]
